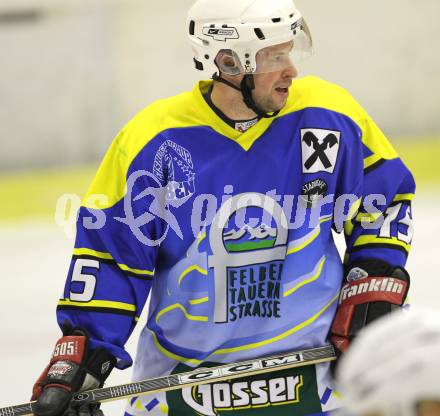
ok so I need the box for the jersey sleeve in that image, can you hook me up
[57,117,164,369]
[337,103,416,269]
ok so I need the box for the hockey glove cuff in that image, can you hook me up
[32,325,116,416]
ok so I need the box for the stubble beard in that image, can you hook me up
[254,92,286,113]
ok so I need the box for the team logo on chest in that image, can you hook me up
[300,128,341,174]
[208,193,288,323]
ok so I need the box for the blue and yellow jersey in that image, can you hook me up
[57,76,415,416]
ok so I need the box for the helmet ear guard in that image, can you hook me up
[214,50,243,76]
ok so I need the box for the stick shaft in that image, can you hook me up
[0,345,335,416]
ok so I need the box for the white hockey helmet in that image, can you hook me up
[187,0,312,76]
[337,308,440,416]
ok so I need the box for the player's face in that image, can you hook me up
[252,41,298,112]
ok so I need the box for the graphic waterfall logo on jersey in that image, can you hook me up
[208,193,288,323]
[301,128,341,174]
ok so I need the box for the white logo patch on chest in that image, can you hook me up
[300,128,341,174]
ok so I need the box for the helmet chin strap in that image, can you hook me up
[212,73,280,119]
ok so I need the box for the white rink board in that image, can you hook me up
[0,193,438,414]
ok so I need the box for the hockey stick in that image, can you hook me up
[0,344,336,416]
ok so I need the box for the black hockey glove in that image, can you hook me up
[32,325,116,416]
[330,259,410,354]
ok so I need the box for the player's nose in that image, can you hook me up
[282,62,298,80]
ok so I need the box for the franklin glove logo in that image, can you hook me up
[339,276,406,304]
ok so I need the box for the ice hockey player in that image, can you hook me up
[31,0,415,415]
[337,308,440,416]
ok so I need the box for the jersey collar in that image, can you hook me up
[192,80,278,151]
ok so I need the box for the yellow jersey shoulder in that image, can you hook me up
[83,89,200,208]
[283,75,365,125]
[283,76,397,160]
[113,87,205,161]
[127,90,197,138]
